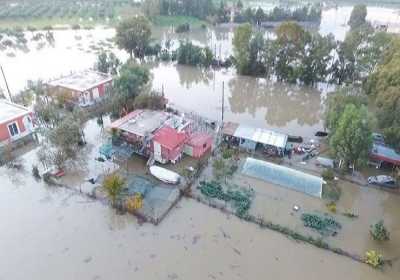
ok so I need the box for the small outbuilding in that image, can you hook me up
[184,132,213,158]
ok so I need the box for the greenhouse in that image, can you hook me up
[241,158,323,198]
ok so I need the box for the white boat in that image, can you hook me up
[149,166,181,184]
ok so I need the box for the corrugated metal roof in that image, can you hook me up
[242,157,323,198]
[233,125,257,141]
[371,144,400,165]
[233,124,288,148]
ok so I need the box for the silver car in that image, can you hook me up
[368,175,397,189]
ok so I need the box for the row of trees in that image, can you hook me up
[143,0,215,19]
[230,4,322,25]
[324,4,400,167]
[232,9,391,85]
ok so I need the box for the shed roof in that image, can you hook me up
[222,122,239,136]
[110,110,169,137]
[233,124,288,149]
[47,70,112,92]
[187,132,212,147]
[153,126,187,150]
[242,157,323,198]
[371,144,400,165]
[0,99,31,123]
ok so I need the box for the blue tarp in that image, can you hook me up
[241,157,323,198]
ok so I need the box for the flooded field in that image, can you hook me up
[0,153,399,280]
[1,2,400,279]
[0,4,398,137]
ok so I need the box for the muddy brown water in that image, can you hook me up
[0,157,399,279]
[0,3,400,279]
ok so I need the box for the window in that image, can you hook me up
[8,122,19,137]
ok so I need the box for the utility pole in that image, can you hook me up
[0,65,12,102]
[221,81,224,124]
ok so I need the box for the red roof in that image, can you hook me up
[153,126,187,150]
[188,132,212,147]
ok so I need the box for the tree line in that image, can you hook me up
[232,6,392,86]
[323,4,400,169]
[229,3,322,24]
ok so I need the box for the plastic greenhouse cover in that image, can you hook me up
[241,158,323,198]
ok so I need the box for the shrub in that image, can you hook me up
[326,202,337,213]
[322,168,335,181]
[175,23,190,33]
[32,165,41,179]
[365,250,384,268]
[222,147,234,159]
[370,220,390,241]
[103,174,125,205]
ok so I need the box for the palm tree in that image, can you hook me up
[103,174,125,206]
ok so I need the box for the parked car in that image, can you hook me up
[367,175,398,189]
[372,133,385,145]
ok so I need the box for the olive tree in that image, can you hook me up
[116,16,152,59]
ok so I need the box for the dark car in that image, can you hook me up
[367,175,398,189]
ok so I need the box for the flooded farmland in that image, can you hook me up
[0,4,399,136]
[0,151,399,280]
[1,2,400,279]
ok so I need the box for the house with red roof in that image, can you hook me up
[152,126,188,164]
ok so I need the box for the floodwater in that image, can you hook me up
[0,4,398,136]
[0,151,399,280]
[1,3,400,279]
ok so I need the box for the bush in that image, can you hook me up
[222,147,234,159]
[322,168,335,181]
[103,174,125,205]
[370,220,390,241]
[32,165,41,179]
[326,202,337,213]
[175,23,190,33]
[365,250,384,268]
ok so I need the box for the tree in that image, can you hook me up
[325,87,367,133]
[116,16,152,59]
[96,52,109,73]
[95,52,121,75]
[254,7,265,25]
[274,22,307,82]
[103,174,125,206]
[299,33,335,85]
[232,23,252,75]
[330,104,372,169]
[113,62,150,113]
[348,4,367,30]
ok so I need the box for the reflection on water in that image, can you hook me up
[228,77,322,128]
[0,5,398,138]
[152,64,325,136]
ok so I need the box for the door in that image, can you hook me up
[92,87,100,100]
[154,141,162,162]
[22,115,33,132]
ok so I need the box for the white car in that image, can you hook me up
[367,175,397,189]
